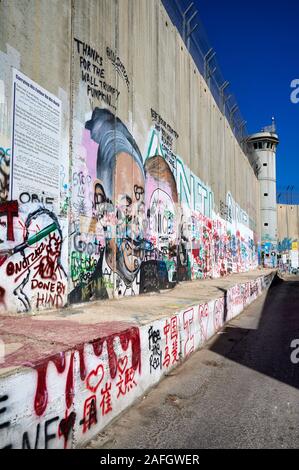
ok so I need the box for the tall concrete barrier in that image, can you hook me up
[0,0,261,314]
[0,271,275,448]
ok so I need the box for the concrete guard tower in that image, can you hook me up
[247,118,279,267]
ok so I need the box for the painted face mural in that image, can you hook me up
[143,155,180,287]
[145,157,178,250]
[85,108,146,289]
[68,108,149,301]
[69,110,182,302]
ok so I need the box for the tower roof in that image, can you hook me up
[247,132,279,145]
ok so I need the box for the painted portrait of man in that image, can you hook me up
[85,108,146,290]
[70,107,147,302]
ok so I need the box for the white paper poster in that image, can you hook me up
[10,69,61,210]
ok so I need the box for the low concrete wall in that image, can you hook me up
[0,271,275,449]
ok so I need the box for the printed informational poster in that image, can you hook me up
[10,69,61,210]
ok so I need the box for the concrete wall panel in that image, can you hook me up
[0,0,260,313]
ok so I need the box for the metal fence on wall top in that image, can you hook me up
[162,0,250,157]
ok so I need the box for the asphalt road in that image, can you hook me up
[87,275,299,449]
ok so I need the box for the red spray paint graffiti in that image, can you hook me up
[183,308,195,358]
[163,316,179,367]
[29,326,141,417]
[198,303,209,343]
[213,298,224,331]
[0,200,18,242]
[80,395,98,434]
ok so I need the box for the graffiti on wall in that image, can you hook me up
[0,59,69,314]
[0,323,141,449]
[0,203,67,312]
[148,109,179,175]
[74,38,122,111]
[0,147,10,203]
[0,274,274,448]
[106,46,130,92]
[69,105,257,304]
[0,37,257,313]
[277,238,294,252]
[1,99,257,312]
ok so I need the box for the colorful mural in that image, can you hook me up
[0,103,258,313]
[68,107,258,304]
[0,34,258,314]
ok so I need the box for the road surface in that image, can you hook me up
[87,275,299,449]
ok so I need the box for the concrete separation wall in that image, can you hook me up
[0,0,260,314]
[277,203,299,251]
[0,270,275,448]
[277,204,299,269]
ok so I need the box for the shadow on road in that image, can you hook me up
[210,275,299,390]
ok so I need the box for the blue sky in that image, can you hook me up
[195,0,299,197]
[163,0,299,200]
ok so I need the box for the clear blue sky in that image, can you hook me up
[163,0,299,199]
[195,0,299,195]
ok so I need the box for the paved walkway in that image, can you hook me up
[87,275,299,449]
[0,268,274,378]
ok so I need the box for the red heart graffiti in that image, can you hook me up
[117,356,128,374]
[86,364,104,393]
